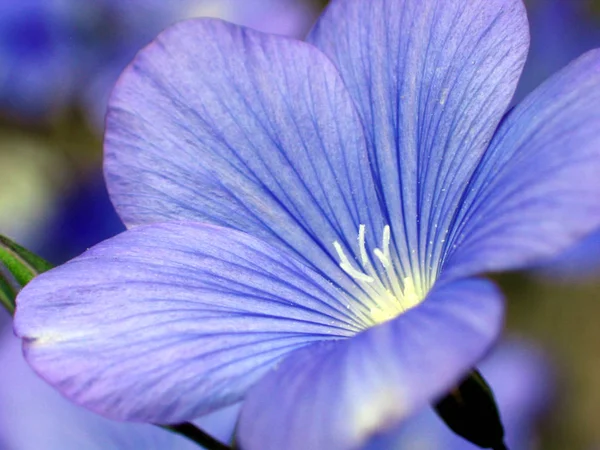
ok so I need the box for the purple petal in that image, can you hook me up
[443,49,600,280]
[0,327,210,450]
[105,18,385,288]
[14,222,366,423]
[308,0,529,285]
[238,277,503,450]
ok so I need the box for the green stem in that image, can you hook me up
[161,423,232,450]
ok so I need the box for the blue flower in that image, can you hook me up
[0,319,238,449]
[13,0,600,449]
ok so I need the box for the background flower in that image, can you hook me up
[0,0,80,120]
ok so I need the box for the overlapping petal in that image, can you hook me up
[238,278,503,450]
[104,18,385,287]
[443,49,600,280]
[308,0,529,285]
[14,222,367,423]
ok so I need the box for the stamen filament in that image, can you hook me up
[382,225,391,261]
[373,249,390,267]
[334,241,374,282]
[358,224,369,266]
[373,225,391,268]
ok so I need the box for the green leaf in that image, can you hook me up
[0,234,53,316]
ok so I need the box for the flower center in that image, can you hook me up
[333,225,425,325]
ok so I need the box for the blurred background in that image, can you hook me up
[0,0,598,449]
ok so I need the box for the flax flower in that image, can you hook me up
[14,0,600,449]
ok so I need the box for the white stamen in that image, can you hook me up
[382,225,391,258]
[373,249,390,267]
[333,241,374,282]
[373,225,391,267]
[358,224,369,266]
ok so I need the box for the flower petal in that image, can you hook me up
[308,0,529,284]
[105,18,385,285]
[443,49,600,280]
[0,327,205,450]
[237,277,503,450]
[14,222,364,423]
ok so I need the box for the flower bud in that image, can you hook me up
[434,370,507,450]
